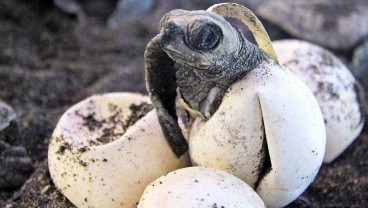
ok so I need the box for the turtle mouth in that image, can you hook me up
[161,46,212,70]
[164,49,192,63]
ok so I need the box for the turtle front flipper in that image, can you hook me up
[145,35,188,157]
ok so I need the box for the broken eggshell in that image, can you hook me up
[273,39,365,163]
[48,92,190,208]
[138,167,266,208]
[189,61,326,208]
[189,3,326,208]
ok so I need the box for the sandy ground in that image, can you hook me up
[0,0,367,207]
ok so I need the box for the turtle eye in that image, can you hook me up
[189,23,222,51]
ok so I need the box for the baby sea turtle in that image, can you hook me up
[145,4,275,157]
[145,3,325,207]
[257,0,368,50]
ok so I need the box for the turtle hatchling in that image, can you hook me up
[145,3,326,207]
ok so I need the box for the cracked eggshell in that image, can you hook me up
[273,39,365,163]
[138,167,265,208]
[189,61,326,207]
[48,92,190,208]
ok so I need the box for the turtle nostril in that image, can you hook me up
[161,34,171,47]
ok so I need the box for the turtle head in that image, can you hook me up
[158,9,242,71]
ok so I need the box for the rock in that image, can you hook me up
[54,0,158,24]
[352,39,368,87]
[54,0,87,21]
[107,0,154,27]
[0,101,33,189]
[54,0,117,22]
[257,0,368,50]
[0,101,16,131]
[0,140,33,189]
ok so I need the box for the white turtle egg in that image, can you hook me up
[273,39,365,163]
[48,92,190,208]
[189,60,326,207]
[137,167,266,208]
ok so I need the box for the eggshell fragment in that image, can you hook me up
[48,92,190,208]
[273,39,365,163]
[138,167,266,208]
[190,61,326,207]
